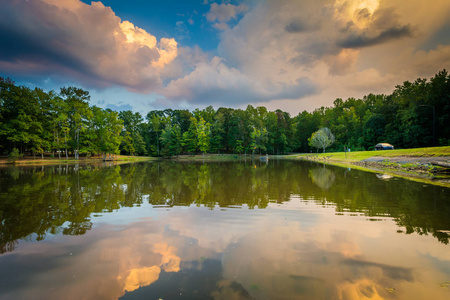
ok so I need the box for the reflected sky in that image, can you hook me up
[0,161,449,299]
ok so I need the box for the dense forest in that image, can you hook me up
[1,70,449,158]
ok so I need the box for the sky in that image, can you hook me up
[1,0,449,115]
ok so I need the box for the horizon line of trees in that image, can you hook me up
[1,69,449,158]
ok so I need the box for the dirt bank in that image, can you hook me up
[356,156,450,175]
[362,156,450,165]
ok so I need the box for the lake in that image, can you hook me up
[0,160,449,300]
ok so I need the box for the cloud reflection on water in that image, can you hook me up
[0,162,449,299]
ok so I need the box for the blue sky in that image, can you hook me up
[1,0,449,115]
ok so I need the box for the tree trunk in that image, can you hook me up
[157,134,160,156]
[64,132,68,159]
[57,131,60,159]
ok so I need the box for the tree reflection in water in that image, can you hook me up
[309,166,336,190]
[0,160,449,255]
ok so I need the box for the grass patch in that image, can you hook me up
[382,160,398,167]
[285,146,450,163]
[400,163,421,168]
[115,155,158,162]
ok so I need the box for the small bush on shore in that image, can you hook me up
[8,148,23,163]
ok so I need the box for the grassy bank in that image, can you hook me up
[0,153,255,165]
[162,154,258,161]
[0,155,158,166]
[281,146,450,188]
[283,146,450,162]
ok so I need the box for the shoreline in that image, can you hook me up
[0,153,257,166]
[280,147,450,188]
[0,155,158,166]
[2,149,450,188]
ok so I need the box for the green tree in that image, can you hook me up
[60,87,91,159]
[119,111,146,155]
[197,116,211,156]
[250,127,268,155]
[265,111,278,155]
[121,131,135,156]
[160,124,182,157]
[146,111,167,156]
[293,110,320,152]
[210,111,225,154]
[8,148,22,163]
[308,127,335,153]
[235,140,244,155]
[102,109,123,158]
[182,117,198,155]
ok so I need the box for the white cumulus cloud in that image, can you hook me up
[0,0,178,92]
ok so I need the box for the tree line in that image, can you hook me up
[1,69,449,158]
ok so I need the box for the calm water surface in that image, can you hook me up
[0,160,449,300]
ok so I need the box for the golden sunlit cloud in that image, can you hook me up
[336,279,385,300]
[154,243,181,272]
[123,266,161,293]
[120,243,181,295]
[120,21,158,49]
[333,0,380,28]
[119,21,178,69]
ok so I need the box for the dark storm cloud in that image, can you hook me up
[0,1,104,83]
[0,3,55,61]
[338,7,414,49]
[285,19,309,33]
[355,8,371,22]
[285,17,320,34]
[0,10,93,80]
[290,40,342,66]
[282,6,414,69]
[339,25,413,49]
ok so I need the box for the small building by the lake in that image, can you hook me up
[375,143,394,150]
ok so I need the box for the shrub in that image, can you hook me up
[8,148,23,163]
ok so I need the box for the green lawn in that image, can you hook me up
[285,146,450,162]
